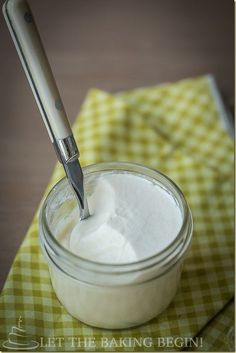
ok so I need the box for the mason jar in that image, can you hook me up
[39,162,193,329]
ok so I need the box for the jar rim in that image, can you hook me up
[40,161,192,274]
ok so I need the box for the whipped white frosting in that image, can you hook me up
[59,172,182,264]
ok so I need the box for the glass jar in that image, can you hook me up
[39,162,193,329]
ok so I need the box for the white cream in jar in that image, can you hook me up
[40,162,193,329]
[57,173,182,263]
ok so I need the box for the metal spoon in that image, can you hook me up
[3,0,90,220]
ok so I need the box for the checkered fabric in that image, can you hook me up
[187,299,234,352]
[0,75,234,352]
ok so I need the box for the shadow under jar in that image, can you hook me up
[39,162,193,329]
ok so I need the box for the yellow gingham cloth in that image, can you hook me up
[0,76,234,352]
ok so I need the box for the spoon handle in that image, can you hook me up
[3,0,90,219]
[3,0,77,161]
